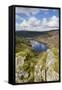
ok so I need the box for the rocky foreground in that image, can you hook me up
[15,30,59,83]
[15,48,59,83]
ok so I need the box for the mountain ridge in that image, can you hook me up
[16,29,59,38]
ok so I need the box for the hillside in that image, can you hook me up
[15,30,59,83]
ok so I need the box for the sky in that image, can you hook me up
[16,7,59,31]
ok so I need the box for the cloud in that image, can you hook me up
[16,22,20,30]
[16,7,49,17]
[47,16,59,28]
[16,7,40,17]
[16,14,24,20]
[42,18,47,26]
[16,16,59,31]
[18,17,41,31]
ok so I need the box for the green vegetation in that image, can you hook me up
[15,30,59,83]
[52,48,59,73]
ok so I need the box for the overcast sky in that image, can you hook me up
[16,7,59,31]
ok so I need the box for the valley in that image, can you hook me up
[15,30,59,83]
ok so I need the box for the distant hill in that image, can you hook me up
[16,29,59,38]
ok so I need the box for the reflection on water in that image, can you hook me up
[30,39,48,52]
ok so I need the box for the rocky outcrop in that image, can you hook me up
[16,48,59,83]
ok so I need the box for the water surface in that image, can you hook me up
[30,39,48,52]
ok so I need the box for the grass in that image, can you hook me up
[15,33,59,83]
